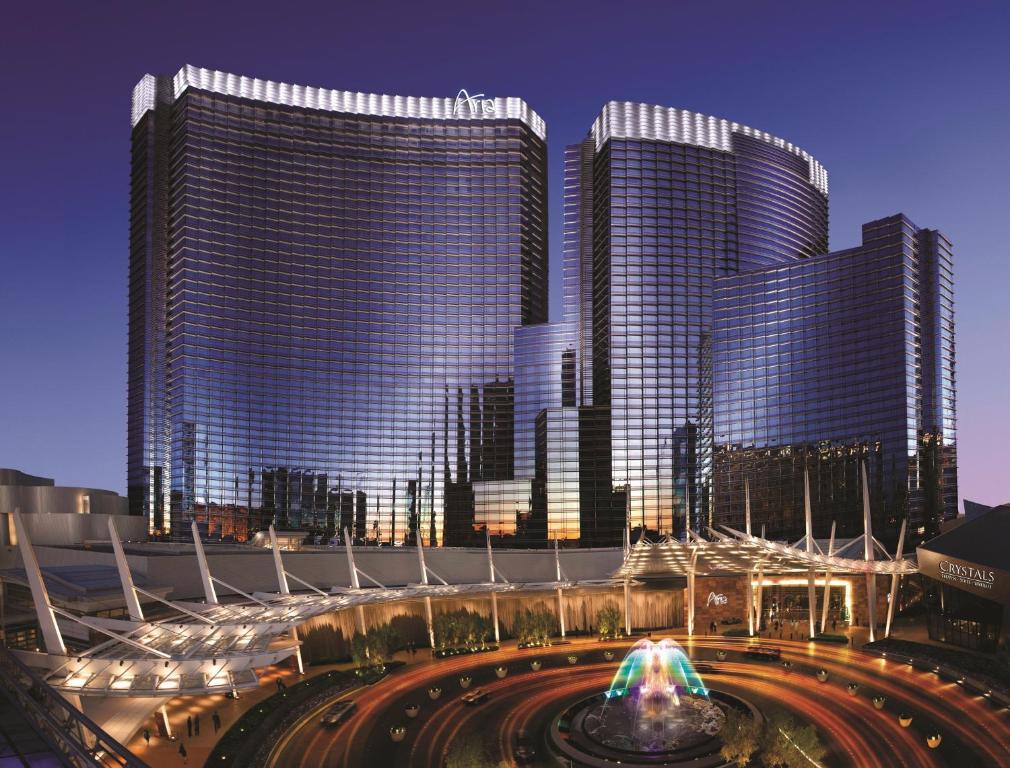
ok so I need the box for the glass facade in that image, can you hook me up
[572,103,828,540]
[712,215,957,544]
[128,79,957,550]
[924,578,1001,653]
[129,68,547,543]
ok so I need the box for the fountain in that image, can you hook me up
[549,638,758,767]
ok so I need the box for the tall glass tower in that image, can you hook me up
[712,214,957,545]
[568,102,829,539]
[128,66,547,542]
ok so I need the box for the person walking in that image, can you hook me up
[179,742,188,764]
[212,711,221,733]
[143,728,150,746]
[186,716,192,738]
[194,714,200,736]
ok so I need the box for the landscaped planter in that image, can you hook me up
[898,714,913,728]
[494,666,508,679]
[846,683,859,696]
[530,660,542,671]
[389,725,407,742]
[872,696,886,710]
[816,669,829,682]
[459,676,472,689]
[404,704,420,719]
[927,734,942,749]
[427,686,442,700]
[603,650,615,662]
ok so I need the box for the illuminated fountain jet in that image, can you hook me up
[607,638,708,703]
[590,638,721,753]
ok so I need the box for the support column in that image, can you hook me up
[157,704,173,739]
[490,592,500,644]
[486,530,501,644]
[746,568,755,637]
[345,527,361,590]
[291,625,304,675]
[861,461,877,642]
[108,518,144,622]
[423,596,435,649]
[686,550,697,636]
[417,531,435,647]
[12,511,65,655]
[556,587,566,639]
[755,525,766,633]
[820,521,836,634]
[271,525,304,672]
[191,521,218,605]
[884,518,907,639]
[269,525,290,595]
[803,469,817,639]
[744,476,752,536]
[554,539,566,639]
[624,577,632,637]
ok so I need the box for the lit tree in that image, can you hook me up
[760,713,827,768]
[596,603,623,639]
[720,708,761,766]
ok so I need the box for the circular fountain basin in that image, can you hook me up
[551,689,758,767]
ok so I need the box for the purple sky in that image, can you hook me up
[0,1,1006,507]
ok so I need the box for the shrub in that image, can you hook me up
[433,609,492,652]
[350,622,400,668]
[596,603,623,639]
[512,607,559,647]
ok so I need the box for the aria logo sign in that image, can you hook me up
[938,559,996,590]
[452,89,496,116]
[706,592,728,607]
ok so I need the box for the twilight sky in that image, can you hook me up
[0,0,1007,507]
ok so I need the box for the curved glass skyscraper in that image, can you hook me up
[129,66,547,542]
[712,214,957,545]
[567,102,829,539]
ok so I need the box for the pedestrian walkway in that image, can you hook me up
[123,661,349,767]
[122,648,442,767]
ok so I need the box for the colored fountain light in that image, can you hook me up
[549,638,760,766]
[606,638,709,702]
[584,639,724,754]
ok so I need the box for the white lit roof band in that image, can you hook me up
[590,101,828,195]
[130,65,547,141]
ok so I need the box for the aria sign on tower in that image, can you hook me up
[453,88,496,116]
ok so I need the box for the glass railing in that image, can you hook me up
[0,645,148,767]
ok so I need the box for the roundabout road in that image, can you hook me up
[267,635,1010,767]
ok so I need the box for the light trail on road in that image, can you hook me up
[267,635,1009,767]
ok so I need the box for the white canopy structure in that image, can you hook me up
[613,464,916,640]
[11,513,624,698]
